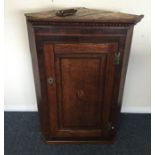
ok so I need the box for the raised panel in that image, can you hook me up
[56,56,106,129]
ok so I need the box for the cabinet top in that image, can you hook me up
[25,7,143,25]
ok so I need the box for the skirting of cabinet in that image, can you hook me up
[45,140,115,144]
[43,137,116,144]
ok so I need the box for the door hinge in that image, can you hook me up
[114,52,120,65]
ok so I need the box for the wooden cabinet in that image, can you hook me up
[26,8,143,143]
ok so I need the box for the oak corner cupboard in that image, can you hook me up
[25,8,143,144]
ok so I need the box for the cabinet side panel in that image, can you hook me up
[118,27,134,111]
[108,28,133,136]
[109,26,134,130]
[26,21,50,139]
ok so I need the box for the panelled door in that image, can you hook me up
[44,43,118,138]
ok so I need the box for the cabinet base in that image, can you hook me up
[44,137,116,144]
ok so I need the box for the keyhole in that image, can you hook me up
[47,77,54,85]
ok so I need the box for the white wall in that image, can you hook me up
[4,0,151,113]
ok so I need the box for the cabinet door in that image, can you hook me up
[44,43,118,138]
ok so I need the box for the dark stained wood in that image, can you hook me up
[26,8,143,143]
[35,26,128,37]
[26,22,51,139]
[54,43,118,54]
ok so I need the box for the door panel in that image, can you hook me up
[44,43,117,138]
[57,57,105,129]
